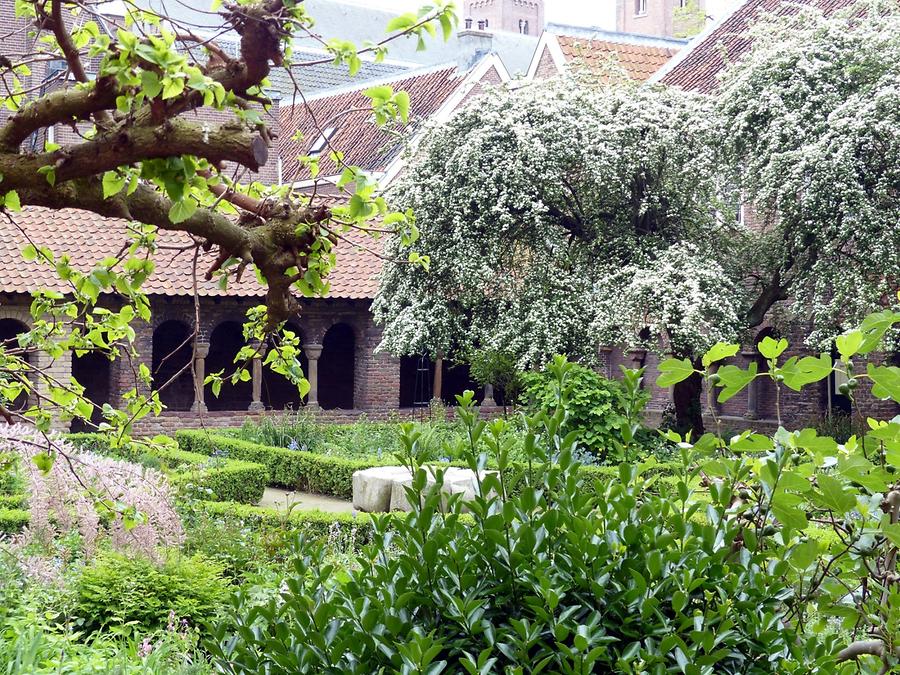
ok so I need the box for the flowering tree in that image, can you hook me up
[374,81,750,432]
[717,2,900,349]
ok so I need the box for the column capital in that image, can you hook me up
[194,340,210,359]
[741,349,758,359]
[303,343,323,360]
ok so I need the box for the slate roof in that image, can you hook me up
[0,207,382,300]
[556,32,683,82]
[658,0,856,93]
[279,64,466,182]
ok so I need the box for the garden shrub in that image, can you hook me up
[208,367,807,673]
[0,507,29,534]
[74,550,229,634]
[522,359,652,461]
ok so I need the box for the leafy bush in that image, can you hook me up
[467,347,523,410]
[74,550,229,634]
[208,367,805,673]
[233,410,326,452]
[522,358,651,461]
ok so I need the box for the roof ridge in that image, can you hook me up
[283,61,464,108]
[546,23,689,49]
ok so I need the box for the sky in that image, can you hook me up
[364,0,617,30]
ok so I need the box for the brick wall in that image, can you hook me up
[531,44,562,79]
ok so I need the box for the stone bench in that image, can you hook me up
[352,465,497,513]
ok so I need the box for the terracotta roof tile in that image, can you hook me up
[660,0,857,93]
[556,34,681,82]
[0,207,383,300]
[278,65,465,183]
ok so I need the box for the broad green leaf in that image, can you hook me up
[4,190,21,211]
[835,330,863,361]
[168,198,197,224]
[102,171,126,198]
[758,336,788,360]
[771,501,808,531]
[716,361,758,403]
[869,364,900,403]
[814,474,856,514]
[701,342,739,368]
[779,353,832,392]
[656,357,695,387]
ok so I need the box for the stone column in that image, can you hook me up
[248,340,267,412]
[303,343,323,408]
[432,352,444,402]
[483,383,496,407]
[191,340,210,413]
[742,349,759,419]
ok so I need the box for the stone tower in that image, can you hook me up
[463,0,545,36]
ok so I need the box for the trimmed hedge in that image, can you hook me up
[177,430,392,499]
[178,429,684,500]
[67,433,267,504]
[0,494,26,509]
[0,506,29,533]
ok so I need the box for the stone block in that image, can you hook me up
[352,466,411,513]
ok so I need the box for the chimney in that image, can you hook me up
[455,27,493,71]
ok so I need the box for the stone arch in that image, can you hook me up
[399,354,433,408]
[152,319,194,412]
[262,321,309,410]
[319,322,355,410]
[206,320,252,411]
[70,350,112,432]
[0,317,32,410]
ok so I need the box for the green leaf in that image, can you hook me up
[835,330,863,361]
[395,90,410,123]
[869,364,900,403]
[815,474,856,515]
[4,190,21,211]
[701,342,739,368]
[168,198,196,224]
[364,85,393,101]
[102,171,126,198]
[770,501,807,531]
[758,336,788,360]
[22,243,37,262]
[33,452,54,474]
[656,357,695,387]
[778,353,832,392]
[716,361,758,403]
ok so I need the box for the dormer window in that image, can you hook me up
[635,0,647,16]
[309,127,337,157]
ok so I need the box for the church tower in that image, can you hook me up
[463,0,545,36]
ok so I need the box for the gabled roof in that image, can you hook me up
[527,24,686,82]
[0,207,382,300]
[278,55,509,185]
[655,0,856,93]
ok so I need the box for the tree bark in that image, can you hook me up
[672,357,704,436]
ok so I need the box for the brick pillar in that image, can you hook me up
[304,343,323,408]
[598,345,613,379]
[628,349,647,389]
[742,349,759,419]
[248,340,266,412]
[34,349,72,431]
[191,340,210,413]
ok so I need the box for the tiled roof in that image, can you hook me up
[659,0,856,93]
[0,207,382,300]
[279,65,465,182]
[268,54,412,97]
[556,33,682,82]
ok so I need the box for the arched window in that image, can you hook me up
[70,351,111,432]
[206,321,252,411]
[319,323,355,410]
[0,318,31,410]
[151,320,194,412]
[262,322,309,410]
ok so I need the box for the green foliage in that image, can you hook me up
[207,367,804,673]
[522,358,651,461]
[67,433,267,504]
[0,507,29,533]
[73,550,229,634]
[467,347,523,408]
